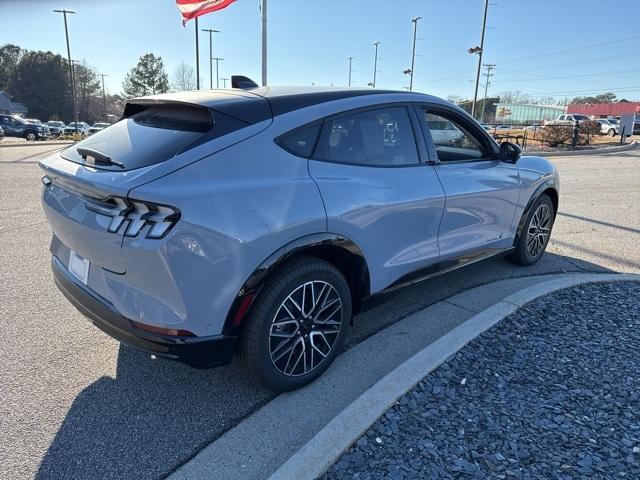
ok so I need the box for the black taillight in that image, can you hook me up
[85,197,180,239]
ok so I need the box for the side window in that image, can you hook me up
[313,106,419,166]
[421,110,488,162]
[276,124,321,157]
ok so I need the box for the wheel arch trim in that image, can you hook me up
[222,233,370,335]
[514,177,559,246]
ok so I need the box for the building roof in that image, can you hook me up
[568,102,640,116]
[0,91,28,114]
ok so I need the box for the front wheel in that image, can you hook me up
[508,194,555,266]
[241,256,351,392]
[608,129,616,137]
[25,131,38,141]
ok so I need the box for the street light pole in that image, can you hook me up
[99,74,108,120]
[53,9,78,132]
[202,28,220,89]
[195,18,200,89]
[347,57,353,87]
[471,0,490,118]
[261,0,267,86]
[409,16,421,92]
[372,42,380,88]
[212,58,224,88]
[221,77,229,88]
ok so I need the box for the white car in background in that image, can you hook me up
[596,119,618,137]
[63,122,91,137]
[88,122,110,136]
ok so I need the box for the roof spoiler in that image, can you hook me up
[231,75,259,90]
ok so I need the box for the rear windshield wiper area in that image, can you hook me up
[77,147,125,169]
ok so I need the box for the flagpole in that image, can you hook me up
[261,0,267,86]
[195,17,200,89]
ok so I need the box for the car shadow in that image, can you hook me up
[35,252,615,480]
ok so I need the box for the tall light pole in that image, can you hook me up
[212,58,224,88]
[480,63,495,122]
[347,57,354,87]
[409,16,421,92]
[471,0,490,118]
[220,77,229,88]
[261,0,267,86]
[201,28,220,89]
[99,74,108,120]
[195,18,200,89]
[53,9,78,132]
[371,42,380,88]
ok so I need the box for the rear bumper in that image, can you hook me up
[51,256,237,368]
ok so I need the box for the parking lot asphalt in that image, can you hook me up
[1,144,638,479]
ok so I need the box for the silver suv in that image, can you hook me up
[40,87,558,391]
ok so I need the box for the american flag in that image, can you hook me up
[176,0,236,25]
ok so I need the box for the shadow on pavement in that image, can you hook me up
[35,252,614,480]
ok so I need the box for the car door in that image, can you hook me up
[415,104,521,261]
[307,104,445,293]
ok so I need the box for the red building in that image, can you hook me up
[568,101,640,117]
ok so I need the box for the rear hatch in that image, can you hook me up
[40,91,272,274]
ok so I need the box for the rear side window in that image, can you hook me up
[313,106,419,166]
[276,124,321,157]
[60,105,240,171]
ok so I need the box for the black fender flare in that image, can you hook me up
[222,233,370,335]
[514,177,559,246]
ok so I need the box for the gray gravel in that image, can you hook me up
[323,282,640,480]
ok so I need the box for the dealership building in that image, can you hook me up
[567,101,640,118]
[494,103,567,124]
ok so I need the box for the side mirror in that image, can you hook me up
[499,141,522,163]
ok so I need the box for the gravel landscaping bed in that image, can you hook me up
[322,282,640,479]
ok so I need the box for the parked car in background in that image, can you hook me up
[40,87,559,392]
[553,114,591,124]
[494,125,512,133]
[479,123,492,131]
[47,121,66,137]
[0,125,4,141]
[595,119,618,137]
[63,122,91,137]
[88,122,110,136]
[0,114,51,140]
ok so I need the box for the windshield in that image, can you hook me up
[48,121,64,126]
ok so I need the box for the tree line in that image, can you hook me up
[0,44,198,124]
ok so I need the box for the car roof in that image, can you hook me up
[128,86,442,123]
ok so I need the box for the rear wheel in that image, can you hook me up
[25,131,38,141]
[241,256,351,392]
[608,128,616,137]
[508,194,555,266]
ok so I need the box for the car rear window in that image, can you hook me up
[60,105,238,171]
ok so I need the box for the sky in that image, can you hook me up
[1,0,639,102]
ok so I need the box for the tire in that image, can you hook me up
[25,131,38,141]
[608,129,615,137]
[240,256,352,392]
[508,193,555,266]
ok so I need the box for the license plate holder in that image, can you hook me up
[69,250,90,285]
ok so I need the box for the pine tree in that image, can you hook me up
[122,53,169,98]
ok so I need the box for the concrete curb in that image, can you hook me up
[269,273,640,480]
[524,140,637,157]
[0,141,74,148]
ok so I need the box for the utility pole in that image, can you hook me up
[347,57,354,87]
[409,16,421,92]
[202,28,220,89]
[261,0,267,86]
[221,77,229,88]
[371,42,380,88]
[99,73,108,120]
[480,64,495,122]
[212,58,224,88]
[471,0,490,118]
[195,18,200,89]
[53,9,78,132]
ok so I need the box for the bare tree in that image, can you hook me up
[171,62,196,92]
